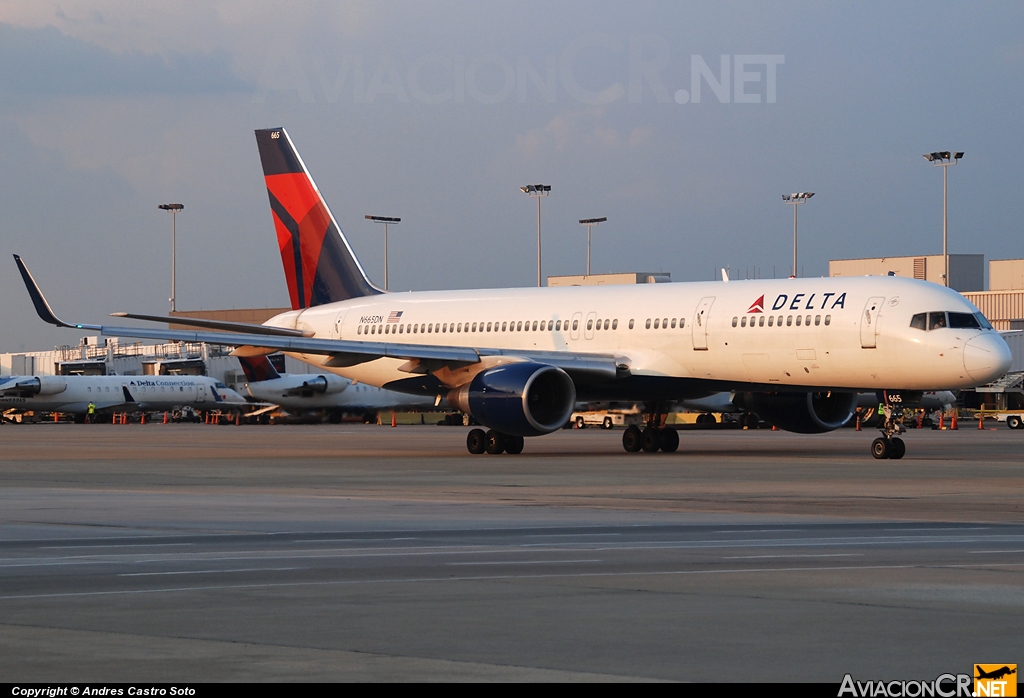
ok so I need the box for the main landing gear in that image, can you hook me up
[622,425,678,453]
[466,428,525,455]
[871,399,907,459]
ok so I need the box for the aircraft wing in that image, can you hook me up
[16,255,622,383]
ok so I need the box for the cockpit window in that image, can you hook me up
[948,312,981,329]
[910,313,926,330]
[974,312,993,330]
[928,312,947,330]
[215,381,228,389]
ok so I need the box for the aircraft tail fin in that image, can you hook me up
[255,128,382,310]
[237,356,281,383]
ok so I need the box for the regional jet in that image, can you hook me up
[13,128,1012,457]
[0,373,247,419]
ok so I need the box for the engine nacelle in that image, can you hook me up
[741,391,857,434]
[0,376,67,397]
[447,362,576,437]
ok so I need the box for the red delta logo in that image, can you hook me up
[747,295,765,313]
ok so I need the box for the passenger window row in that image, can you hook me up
[731,314,831,328]
[644,317,686,330]
[357,318,587,336]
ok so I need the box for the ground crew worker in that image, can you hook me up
[87,402,96,424]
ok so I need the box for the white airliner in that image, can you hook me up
[13,127,1012,458]
[0,373,247,419]
[234,355,437,415]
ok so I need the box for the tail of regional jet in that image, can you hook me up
[255,128,382,310]
[236,356,281,382]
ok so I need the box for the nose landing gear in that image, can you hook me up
[871,398,907,459]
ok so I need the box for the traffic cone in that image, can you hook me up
[950,410,957,430]
[140,413,146,425]
[855,414,861,431]
[53,412,59,423]
[391,412,397,428]
[235,412,241,426]
[938,412,944,430]
[163,412,168,424]
[978,411,985,430]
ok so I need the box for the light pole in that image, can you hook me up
[365,215,400,291]
[923,151,963,287]
[520,184,551,287]
[781,192,814,278]
[579,217,606,276]
[158,203,184,312]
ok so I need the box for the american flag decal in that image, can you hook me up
[387,311,403,323]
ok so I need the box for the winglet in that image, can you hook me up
[13,255,100,331]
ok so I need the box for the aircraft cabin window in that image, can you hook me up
[824,315,831,325]
[87,387,91,392]
[795,315,802,326]
[805,315,811,326]
[786,315,793,326]
[732,317,738,327]
[756,316,763,327]
[357,325,363,335]
[949,312,982,329]
[740,317,746,327]
[485,322,491,332]
[532,321,538,331]
[680,318,686,328]
[573,319,579,331]
[767,316,774,327]
[629,319,635,329]
[654,318,660,329]
[910,313,926,330]
[612,319,618,330]
[928,312,947,330]
[587,319,594,330]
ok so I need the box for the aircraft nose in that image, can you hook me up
[963,333,1013,383]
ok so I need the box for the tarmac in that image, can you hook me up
[0,423,1021,682]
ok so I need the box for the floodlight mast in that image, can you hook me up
[781,192,814,278]
[158,203,184,312]
[578,217,607,276]
[923,151,963,288]
[520,184,551,287]
[366,215,400,291]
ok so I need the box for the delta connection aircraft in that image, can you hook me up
[0,373,246,419]
[13,127,1012,458]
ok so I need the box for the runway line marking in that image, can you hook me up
[118,567,304,577]
[969,550,1024,554]
[40,543,195,550]
[723,554,864,559]
[446,556,602,560]
[883,527,990,532]
[714,529,806,533]
[4,562,1023,601]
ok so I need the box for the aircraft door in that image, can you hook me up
[333,310,348,339]
[196,383,206,403]
[860,296,885,348]
[692,296,715,350]
[584,311,597,340]
[569,312,583,341]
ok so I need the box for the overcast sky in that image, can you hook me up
[1,1,1022,352]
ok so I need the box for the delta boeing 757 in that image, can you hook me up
[14,127,1012,458]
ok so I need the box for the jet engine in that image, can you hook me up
[740,391,857,433]
[447,362,576,437]
[0,375,67,397]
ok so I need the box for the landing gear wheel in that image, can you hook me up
[1007,415,1022,430]
[623,425,642,452]
[871,437,890,460]
[602,416,613,430]
[575,416,586,429]
[659,427,679,453]
[744,412,759,429]
[485,430,507,455]
[505,435,525,454]
[889,437,906,460]
[467,428,487,455]
[641,427,661,453]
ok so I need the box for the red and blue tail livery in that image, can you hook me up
[255,128,381,309]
